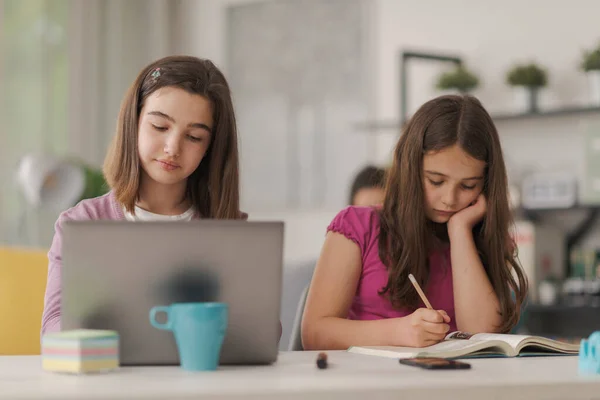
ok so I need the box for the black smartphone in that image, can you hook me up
[399,357,471,370]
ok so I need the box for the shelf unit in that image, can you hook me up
[356,105,600,132]
[355,49,600,133]
[521,205,600,276]
[493,105,600,122]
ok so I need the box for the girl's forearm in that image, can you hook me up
[449,226,502,333]
[302,316,397,350]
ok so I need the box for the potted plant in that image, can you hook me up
[506,63,548,113]
[581,42,600,106]
[80,164,109,201]
[436,65,479,93]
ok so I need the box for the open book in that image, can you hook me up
[348,331,580,359]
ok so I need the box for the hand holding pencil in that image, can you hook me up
[408,273,451,323]
[408,274,450,322]
[398,274,451,347]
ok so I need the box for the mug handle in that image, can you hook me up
[149,306,172,330]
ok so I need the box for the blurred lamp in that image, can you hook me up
[16,153,106,211]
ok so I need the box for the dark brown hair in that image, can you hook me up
[378,94,527,333]
[349,165,387,205]
[103,55,241,219]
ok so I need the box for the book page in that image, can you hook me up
[419,339,492,354]
[420,339,513,358]
[445,332,579,354]
[348,338,512,359]
[469,333,530,349]
[518,337,580,353]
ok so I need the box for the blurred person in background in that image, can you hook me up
[348,165,387,207]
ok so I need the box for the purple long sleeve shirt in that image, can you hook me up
[41,192,127,334]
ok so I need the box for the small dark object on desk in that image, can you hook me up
[316,352,328,369]
[400,357,471,370]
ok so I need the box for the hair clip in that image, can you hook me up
[151,67,161,81]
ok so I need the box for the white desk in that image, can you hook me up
[1,351,598,400]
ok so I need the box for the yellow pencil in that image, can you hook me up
[408,273,433,310]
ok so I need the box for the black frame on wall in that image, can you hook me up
[399,50,463,126]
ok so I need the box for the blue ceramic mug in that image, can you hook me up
[149,302,228,371]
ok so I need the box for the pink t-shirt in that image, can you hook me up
[327,206,457,331]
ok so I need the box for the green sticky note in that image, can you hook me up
[44,329,119,340]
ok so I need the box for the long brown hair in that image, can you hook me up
[103,55,241,219]
[378,94,527,333]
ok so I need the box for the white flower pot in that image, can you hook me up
[437,89,462,97]
[588,71,600,106]
[514,86,540,114]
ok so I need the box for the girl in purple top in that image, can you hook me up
[41,56,245,334]
[302,95,528,350]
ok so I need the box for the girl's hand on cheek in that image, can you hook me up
[447,194,486,233]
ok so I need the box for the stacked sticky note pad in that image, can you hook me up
[42,329,119,373]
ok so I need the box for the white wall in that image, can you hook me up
[373,0,600,164]
[376,0,600,118]
[172,0,259,69]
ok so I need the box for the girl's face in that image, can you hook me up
[422,144,486,223]
[137,87,213,187]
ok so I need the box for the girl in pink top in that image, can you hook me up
[302,95,528,350]
[41,56,245,335]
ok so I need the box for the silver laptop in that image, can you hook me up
[61,220,284,366]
